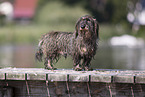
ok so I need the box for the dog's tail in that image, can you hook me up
[35,40,43,62]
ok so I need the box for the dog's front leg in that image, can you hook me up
[73,56,83,71]
[74,64,83,71]
[83,57,93,71]
[44,58,56,70]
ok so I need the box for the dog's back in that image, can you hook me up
[35,31,74,62]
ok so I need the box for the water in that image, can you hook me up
[0,45,35,68]
[0,44,145,70]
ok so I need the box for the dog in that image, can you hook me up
[35,15,99,71]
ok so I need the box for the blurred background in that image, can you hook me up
[0,0,145,70]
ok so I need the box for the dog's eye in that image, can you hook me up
[86,18,90,21]
[86,25,89,28]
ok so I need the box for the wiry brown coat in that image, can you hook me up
[35,15,99,71]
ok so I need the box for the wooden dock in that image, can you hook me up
[1,68,145,97]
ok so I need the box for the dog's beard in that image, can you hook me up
[79,30,92,41]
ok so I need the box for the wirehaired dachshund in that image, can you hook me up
[35,15,99,71]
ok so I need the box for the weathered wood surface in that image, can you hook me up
[0,68,145,83]
[1,68,145,97]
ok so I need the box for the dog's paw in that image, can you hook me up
[84,67,93,71]
[45,67,57,70]
[73,65,83,71]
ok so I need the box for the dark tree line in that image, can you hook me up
[61,0,128,23]
[37,0,128,23]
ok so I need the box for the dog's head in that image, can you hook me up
[75,15,99,40]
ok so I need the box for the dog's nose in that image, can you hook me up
[81,25,85,29]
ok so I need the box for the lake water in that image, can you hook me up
[0,44,145,70]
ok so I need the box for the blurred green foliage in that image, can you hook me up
[35,0,145,39]
[35,0,90,26]
[0,0,91,44]
[46,0,128,23]
[0,0,144,45]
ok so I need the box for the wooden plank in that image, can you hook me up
[0,81,145,97]
[47,74,67,82]
[27,73,46,80]
[113,75,134,83]
[89,83,111,96]
[6,73,25,80]
[69,74,89,82]
[91,74,112,83]
[0,73,5,80]
[0,68,145,84]
[48,82,68,97]
[0,86,14,97]
[68,82,89,97]
[135,75,145,83]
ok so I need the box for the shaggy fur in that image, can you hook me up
[35,15,99,71]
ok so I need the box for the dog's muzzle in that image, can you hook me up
[81,25,85,29]
[80,25,89,31]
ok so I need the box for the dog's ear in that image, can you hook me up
[93,19,99,39]
[75,18,81,38]
[74,31,78,38]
